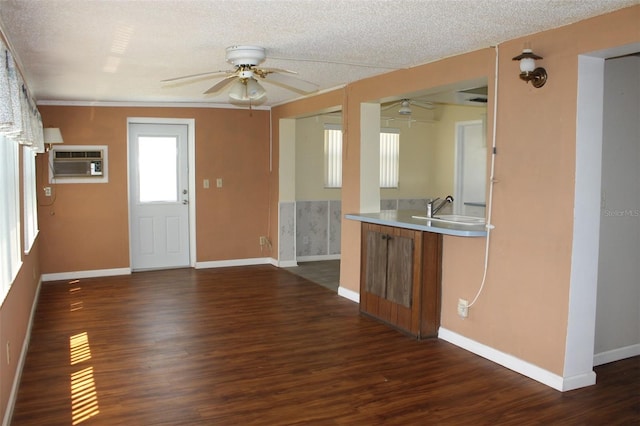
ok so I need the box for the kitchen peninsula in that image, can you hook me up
[346,210,487,339]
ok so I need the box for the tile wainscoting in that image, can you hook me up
[279,198,456,264]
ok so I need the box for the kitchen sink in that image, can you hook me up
[411,214,485,226]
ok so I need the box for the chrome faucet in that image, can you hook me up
[426,195,454,217]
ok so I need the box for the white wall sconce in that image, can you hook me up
[512,48,547,88]
[43,127,64,152]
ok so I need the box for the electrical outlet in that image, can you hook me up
[457,299,469,318]
[44,186,52,197]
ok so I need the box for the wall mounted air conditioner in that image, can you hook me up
[49,145,109,184]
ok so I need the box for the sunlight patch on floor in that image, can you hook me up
[70,332,99,424]
[70,332,92,365]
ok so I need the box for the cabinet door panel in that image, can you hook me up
[420,231,442,337]
[365,230,388,298]
[386,234,413,307]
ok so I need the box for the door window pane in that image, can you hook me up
[138,136,178,203]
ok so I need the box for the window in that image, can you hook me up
[138,137,178,202]
[0,135,22,300]
[324,124,342,188]
[23,146,38,253]
[323,125,400,189]
[380,129,400,188]
[0,38,44,303]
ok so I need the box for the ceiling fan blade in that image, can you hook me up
[258,67,298,75]
[411,100,437,109]
[262,73,319,95]
[204,75,238,94]
[381,101,402,111]
[161,70,233,83]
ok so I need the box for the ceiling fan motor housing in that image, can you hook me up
[226,45,266,67]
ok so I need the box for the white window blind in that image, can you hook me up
[0,38,43,303]
[380,129,400,188]
[23,146,38,253]
[0,135,22,300]
[324,124,342,188]
[323,126,400,189]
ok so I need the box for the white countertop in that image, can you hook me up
[345,210,488,237]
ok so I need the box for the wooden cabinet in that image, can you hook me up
[360,222,442,339]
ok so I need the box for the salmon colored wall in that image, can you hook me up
[37,105,271,273]
[1,216,41,421]
[441,5,640,375]
[271,5,639,377]
[340,49,495,295]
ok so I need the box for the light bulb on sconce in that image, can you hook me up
[43,128,64,152]
[512,48,547,88]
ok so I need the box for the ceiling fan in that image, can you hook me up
[161,45,319,102]
[382,99,436,116]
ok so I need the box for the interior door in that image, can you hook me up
[129,123,189,270]
[454,120,486,215]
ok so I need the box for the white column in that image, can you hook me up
[360,102,381,213]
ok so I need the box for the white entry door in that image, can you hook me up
[129,123,190,270]
[454,120,486,215]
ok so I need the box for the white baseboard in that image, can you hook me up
[296,254,341,262]
[277,260,298,267]
[3,278,42,426]
[593,343,640,366]
[338,286,359,303]
[438,327,596,392]
[42,267,131,282]
[40,259,282,280]
[195,257,273,269]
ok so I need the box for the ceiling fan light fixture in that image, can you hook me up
[398,100,412,115]
[228,80,247,100]
[246,78,266,100]
[228,78,266,101]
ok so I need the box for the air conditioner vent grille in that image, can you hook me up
[54,150,103,159]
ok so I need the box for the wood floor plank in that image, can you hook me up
[10,266,640,425]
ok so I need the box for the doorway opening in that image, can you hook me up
[454,119,487,216]
[567,43,640,389]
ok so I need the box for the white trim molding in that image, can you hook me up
[42,267,131,282]
[593,344,640,367]
[195,257,274,269]
[296,254,341,262]
[438,327,596,392]
[338,286,359,303]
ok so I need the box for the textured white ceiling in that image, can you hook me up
[0,0,637,107]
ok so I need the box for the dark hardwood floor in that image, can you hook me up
[10,266,639,425]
